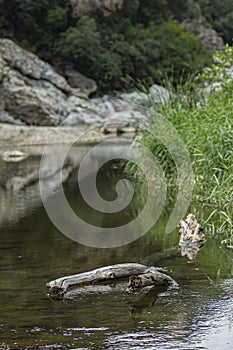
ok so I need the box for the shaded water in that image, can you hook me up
[0,145,232,350]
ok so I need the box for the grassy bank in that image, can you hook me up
[135,68,232,239]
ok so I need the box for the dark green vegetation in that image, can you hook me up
[198,0,233,43]
[0,0,232,92]
[137,47,233,239]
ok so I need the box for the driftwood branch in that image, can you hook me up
[178,213,206,260]
[46,263,175,299]
[178,213,205,244]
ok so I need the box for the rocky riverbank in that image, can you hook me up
[0,38,171,131]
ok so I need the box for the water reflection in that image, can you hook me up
[0,142,132,226]
[105,289,233,350]
[0,145,232,349]
[179,242,204,261]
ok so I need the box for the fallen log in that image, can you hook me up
[46,263,175,299]
[126,271,174,294]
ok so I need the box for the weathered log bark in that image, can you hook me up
[178,213,205,260]
[126,271,174,294]
[178,213,205,244]
[46,263,174,299]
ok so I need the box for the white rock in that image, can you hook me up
[119,91,149,106]
[149,84,171,105]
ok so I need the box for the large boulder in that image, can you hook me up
[1,66,68,125]
[0,39,70,92]
[0,109,24,125]
[64,66,97,96]
[149,84,171,105]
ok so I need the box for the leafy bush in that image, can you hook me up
[57,18,210,92]
[57,16,100,70]
[47,6,67,32]
[200,44,233,86]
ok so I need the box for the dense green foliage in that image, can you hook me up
[137,47,233,238]
[196,0,233,43]
[0,0,232,92]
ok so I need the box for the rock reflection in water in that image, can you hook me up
[0,145,87,225]
[0,142,132,226]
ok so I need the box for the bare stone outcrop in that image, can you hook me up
[0,38,70,92]
[0,38,171,127]
[1,66,68,125]
[0,39,72,125]
[183,16,224,53]
[64,66,97,95]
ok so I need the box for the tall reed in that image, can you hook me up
[136,78,233,238]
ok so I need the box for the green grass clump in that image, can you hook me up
[139,77,233,239]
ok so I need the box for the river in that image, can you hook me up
[0,144,232,349]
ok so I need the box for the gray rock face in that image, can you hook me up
[149,84,171,105]
[2,66,68,125]
[64,67,97,96]
[0,39,71,125]
[0,39,70,92]
[0,38,171,127]
[183,17,224,53]
[0,109,25,125]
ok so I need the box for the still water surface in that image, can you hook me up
[0,145,232,349]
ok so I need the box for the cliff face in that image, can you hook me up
[65,0,124,17]
[0,39,71,125]
[0,38,156,126]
